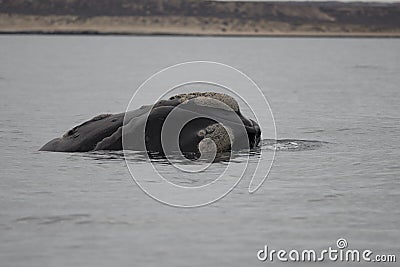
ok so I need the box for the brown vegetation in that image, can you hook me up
[1,0,400,36]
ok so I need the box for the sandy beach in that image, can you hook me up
[1,14,400,37]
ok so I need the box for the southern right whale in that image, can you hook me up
[40,92,261,155]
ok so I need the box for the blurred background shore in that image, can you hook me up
[1,0,400,37]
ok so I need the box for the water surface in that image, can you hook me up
[1,35,399,266]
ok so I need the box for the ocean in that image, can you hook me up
[0,35,399,266]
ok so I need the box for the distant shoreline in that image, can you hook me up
[1,31,400,38]
[1,13,400,38]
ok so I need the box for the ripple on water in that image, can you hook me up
[14,214,91,225]
[65,138,327,165]
[262,139,328,152]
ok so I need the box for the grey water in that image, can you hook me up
[1,35,399,266]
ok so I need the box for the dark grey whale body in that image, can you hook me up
[40,92,261,154]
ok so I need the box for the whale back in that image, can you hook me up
[40,92,261,153]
